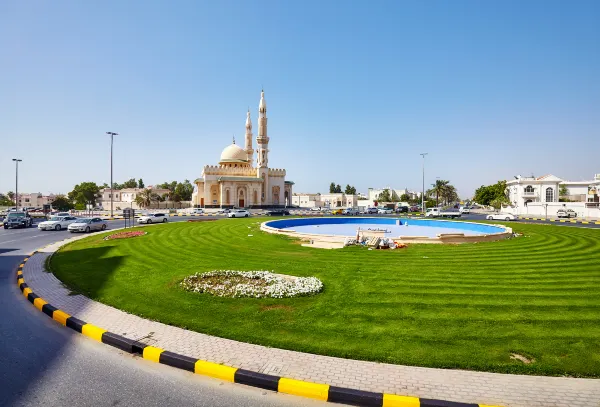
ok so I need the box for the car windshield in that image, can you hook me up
[78,219,92,223]
[49,217,62,221]
[8,213,25,219]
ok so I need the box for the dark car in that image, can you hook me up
[266,209,290,216]
[395,206,409,213]
[3,212,33,229]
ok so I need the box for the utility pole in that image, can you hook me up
[12,159,22,210]
[106,132,118,217]
[420,153,428,213]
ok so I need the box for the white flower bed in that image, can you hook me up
[180,270,323,299]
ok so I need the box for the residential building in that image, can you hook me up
[15,193,56,208]
[291,193,359,209]
[504,173,600,217]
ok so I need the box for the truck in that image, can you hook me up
[425,207,461,219]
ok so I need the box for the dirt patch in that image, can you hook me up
[510,352,535,364]
[260,304,294,312]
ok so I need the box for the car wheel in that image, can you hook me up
[55,224,61,231]
[147,219,152,224]
[505,217,510,221]
[3,226,7,229]
[101,224,107,230]
[85,226,90,233]
[245,214,249,217]
[162,218,167,223]
[487,216,492,220]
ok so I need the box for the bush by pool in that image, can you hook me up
[50,219,600,377]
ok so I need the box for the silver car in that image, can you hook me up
[68,217,108,233]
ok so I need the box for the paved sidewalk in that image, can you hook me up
[23,242,600,407]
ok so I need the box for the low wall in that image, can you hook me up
[261,217,512,245]
[503,202,600,218]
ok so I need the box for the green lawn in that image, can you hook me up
[50,219,600,377]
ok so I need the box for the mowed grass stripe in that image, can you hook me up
[51,219,600,377]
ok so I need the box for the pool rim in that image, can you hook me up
[260,216,513,245]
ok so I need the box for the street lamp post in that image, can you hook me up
[12,159,22,210]
[420,153,428,213]
[106,132,118,217]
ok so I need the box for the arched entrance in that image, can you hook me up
[284,191,289,206]
[253,190,258,206]
[238,189,245,208]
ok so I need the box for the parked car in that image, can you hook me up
[3,212,33,229]
[395,206,409,213]
[459,207,471,214]
[365,207,378,214]
[331,209,344,215]
[228,209,250,218]
[266,209,290,216]
[378,208,393,214]
[342,208,359,215]
[486,213,515,221]
[409,206,420,212]
[217,209,231,214]
[190,208,204,215]
[68,218,108,233]
[38,216,79,231]
[137,213,168,224]
[310,207,323,211]
[557,209,577,218]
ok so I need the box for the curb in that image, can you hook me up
[16,251,502,407]
[517,217,599,224]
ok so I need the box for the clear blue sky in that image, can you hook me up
[1,0,599,198]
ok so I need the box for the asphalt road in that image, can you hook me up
[0,216,331,407]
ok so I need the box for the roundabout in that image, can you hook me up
[11,220,598,407]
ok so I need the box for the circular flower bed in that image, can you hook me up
[180,270,323,299]
[104,231,147,240]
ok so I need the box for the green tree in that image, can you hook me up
[137,188,153,208]
[559,185,569,197]
[101,183,110,189]
[51,195,74,211]
[335,184,342,193]
[0,193,14,206]
[176,180,194,201]
[121,178,138,189]
[329,182,336,193]
[399,193,411,202]
[473,180,508,206]
[7,191,15,202]
[377,189,392,202]
[68,182,101,207]
[138,178,145,189]
[344,185,357,195]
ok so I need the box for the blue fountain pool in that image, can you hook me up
[265,217,504,238]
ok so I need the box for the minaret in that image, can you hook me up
[256,90,270,204]
[244,109,253,165]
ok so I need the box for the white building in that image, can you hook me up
[504,173,600,217]
[191,91,293,208]
[291,193,358,209]
[98,187,172,209]
[367,187,419,202]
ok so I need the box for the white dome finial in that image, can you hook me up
[259,89,266,112]
[246,109,252,129]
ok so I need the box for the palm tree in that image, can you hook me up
[430,180,449,206]
[134,195,145,208]
[137,188,153,208]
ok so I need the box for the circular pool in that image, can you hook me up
[261,217,512,245]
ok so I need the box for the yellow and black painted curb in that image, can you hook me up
[16,252,501,407]
[517,217,599,225]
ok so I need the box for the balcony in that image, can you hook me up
[522,191,537,197]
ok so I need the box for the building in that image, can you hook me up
[15,193,56,208]
[291,193,321,208]
[192,91,293,208]
[504,173,600,217]
[97,187,171,209]
[291,193,359,209]
[367,187,419,202]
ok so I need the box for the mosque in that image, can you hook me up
[192,91,293,208]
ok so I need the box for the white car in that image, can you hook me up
[228,209,250,218]
[310,207,322,211]
[377,208,393,214]
[38,216,79,231]
[68,218,108,233]
[190,208,204,215]
[486,213,515,221]
[459,207,471,214]
[137,213,169,224]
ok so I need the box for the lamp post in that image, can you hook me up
[420,153,428,213]
[12,159,22,210]
[106,132,118,217]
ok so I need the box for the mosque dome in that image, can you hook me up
[220,143,248,163]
